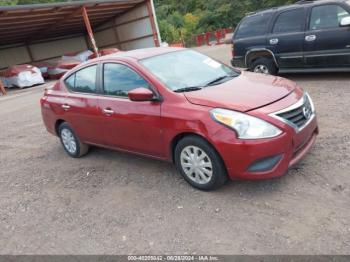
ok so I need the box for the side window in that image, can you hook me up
[65,73,75,90]
[103,63,149,97]
[64,65,97,94]
[273,9,305,33]
[309,5,350,30]
[235,12,273,38]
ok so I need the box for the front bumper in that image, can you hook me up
[211,116,318,180]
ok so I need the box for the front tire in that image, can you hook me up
[174,136,228,190]
[58,122,89,158]
[250,57,277,75]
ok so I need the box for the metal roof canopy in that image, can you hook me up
[0,0,146,46]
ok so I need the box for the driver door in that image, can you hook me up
[97,62,164,157]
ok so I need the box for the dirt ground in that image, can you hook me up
[0,45,349,255]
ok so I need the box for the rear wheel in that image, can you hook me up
[58,122,89,158]
[250,57,277,75]
[174,136,227,190]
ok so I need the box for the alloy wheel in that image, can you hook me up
[61,128,77,154]
[254,64,269,74]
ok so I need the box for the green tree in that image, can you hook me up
[154,0,296,44]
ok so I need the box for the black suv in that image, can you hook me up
[231,0,350,74]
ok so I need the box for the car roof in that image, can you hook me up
[247,0,346,16]
[93,47,184,62]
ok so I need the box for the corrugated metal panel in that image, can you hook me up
[0,0,160,68]
[0,0,145,46]
[116,18,152,43]
[30,36,87,61]
[115,4,148,24]
[95,20,114,31]
[0,46,30,68]
[95,28,117,47]
[120,36,154,50]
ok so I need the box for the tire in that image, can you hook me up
[250,57,278,75]
[174,135,228,191]
[58,122,89,158]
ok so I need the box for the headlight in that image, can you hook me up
[210,108,282,139]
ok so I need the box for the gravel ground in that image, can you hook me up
[0,45,349,255]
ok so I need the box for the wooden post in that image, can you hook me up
[82,6,99,57]
[146,0,160,47]
[0,80,7,95]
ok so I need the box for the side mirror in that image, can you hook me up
[128,87,155,102]
[340,16,350,27]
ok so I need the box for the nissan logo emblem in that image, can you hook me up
[303,106,312,119]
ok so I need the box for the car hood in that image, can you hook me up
[184,71,297,112]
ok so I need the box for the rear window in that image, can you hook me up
[64,65,97,94]
[235,12,273,38]
[273,9,305,33]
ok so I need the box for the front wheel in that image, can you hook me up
[174,136,228,190]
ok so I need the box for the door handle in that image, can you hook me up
[61,104,70,110]
[103,108,114,115]
[305,35,316,42]
[269,38,279,45]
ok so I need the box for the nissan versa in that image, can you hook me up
[40,48,318,190]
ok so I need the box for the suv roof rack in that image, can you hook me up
[246,0,325,16]
[296,0,316,4]
[246,7,278,16]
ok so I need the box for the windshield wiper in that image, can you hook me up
[174,86,203,93]
[204,74,234,87]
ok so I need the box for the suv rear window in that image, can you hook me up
[273,9,305,33]
[235,12,273,38]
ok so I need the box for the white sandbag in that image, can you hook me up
[0,65,44,88]
[62,50,94,62]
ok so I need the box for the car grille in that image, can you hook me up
[272,93,314,132]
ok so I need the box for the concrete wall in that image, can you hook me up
[0,46,31,69]
[0,35,87,69]
[30,36,88,61]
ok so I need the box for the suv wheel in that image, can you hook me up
[174,135,228,191]
[250,57,277,75]
[58,122,89,158]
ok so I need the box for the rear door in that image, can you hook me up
[267,8,307,68]
[304,3,350,67]
[233,12,273,63]
[62,65,102,144]
[97,62,163,157]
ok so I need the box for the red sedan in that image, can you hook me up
[40,47,318,190]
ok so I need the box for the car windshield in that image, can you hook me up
[140,50,240,92]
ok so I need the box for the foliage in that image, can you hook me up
[155,0,296,44]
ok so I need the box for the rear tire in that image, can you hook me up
[174,135,228,191]
[250,57,277,75]
[58,122,89,158]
